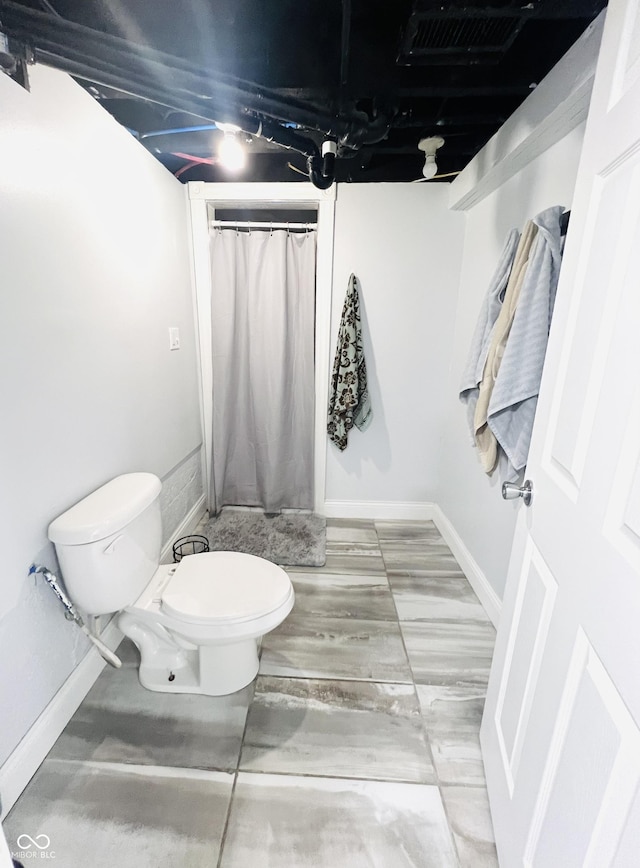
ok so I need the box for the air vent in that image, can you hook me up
[399,9,528,65]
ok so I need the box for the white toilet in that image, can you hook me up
[48,472,294,696]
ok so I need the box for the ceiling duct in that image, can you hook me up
[398,5,531,66]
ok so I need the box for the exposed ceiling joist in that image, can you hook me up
[0,0,607,183]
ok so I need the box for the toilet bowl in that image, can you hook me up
[48,473,295,696]
[119,551,294,695]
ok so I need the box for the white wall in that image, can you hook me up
[433,15,604,606]
[0,66,202,766]
[325,183,464,509]
[436,123,587,601]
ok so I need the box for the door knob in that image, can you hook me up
[502,479,533,507]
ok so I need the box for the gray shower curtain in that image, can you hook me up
[209,227,316,513]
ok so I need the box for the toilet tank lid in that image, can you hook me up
[48,473,162,546]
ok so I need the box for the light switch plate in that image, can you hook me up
[168,327,180,350]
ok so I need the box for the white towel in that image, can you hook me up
[487,205,565,475]
[474,221,539,473]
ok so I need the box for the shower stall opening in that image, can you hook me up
[209,207,317,513]
[188,185,335,519]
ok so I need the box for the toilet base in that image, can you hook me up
[139,639,260,696]
[118,611,261,696]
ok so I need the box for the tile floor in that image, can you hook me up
[5,519,499,867]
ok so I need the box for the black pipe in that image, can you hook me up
[27,44,321,161]
[259,119,319,159]
[36,45,334,186]
[307,154,335,190]
[339,111,391,149]
[0,0,368,186]
[0,0,382,146]
[322,150,336,179]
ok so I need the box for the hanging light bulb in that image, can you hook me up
[422,154,438,179]
[418,136,444,179]
[218,131,246,172]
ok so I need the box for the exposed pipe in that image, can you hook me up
[171,151,217,179]
[0,0,389,187]
[141,124,218,139]
[0,1,386,145]
[140,121,301,140]
[171,151,216,164]
[307,139,337,190]
[338,111,390,150]
[29,564,122,668]
[174,160,201,179]
[38,47,326,179]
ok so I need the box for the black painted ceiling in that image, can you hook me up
[0,0,607,183]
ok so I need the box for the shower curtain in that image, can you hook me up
[209,227,316,513]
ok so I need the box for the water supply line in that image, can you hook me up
[0,1,393,189]
[29,564,122,668]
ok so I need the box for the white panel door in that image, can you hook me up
[481,2,640,865]
[0,824,13,868]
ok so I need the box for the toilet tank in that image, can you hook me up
[48,473,163,616]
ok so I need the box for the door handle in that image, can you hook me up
[502,479,533,507]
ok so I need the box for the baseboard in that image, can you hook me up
[160,494,207,563]
[324,500,437,521]
[0,494,499,820]
[0,619,123,821]
[324,498,501,626]
[1,497,207,820]
[430,504,502,628]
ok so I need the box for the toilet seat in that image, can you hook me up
[160,551,292,626]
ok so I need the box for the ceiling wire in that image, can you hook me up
[175,161,200,179]
[172,152,218,179]
[287,162,308,177]
[412,170,461,182]
[289,160,461,182]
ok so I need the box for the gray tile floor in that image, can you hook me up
[5,519,499,867]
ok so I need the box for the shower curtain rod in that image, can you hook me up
[210,220,317,231]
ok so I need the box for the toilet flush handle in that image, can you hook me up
[103,534,124,555]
